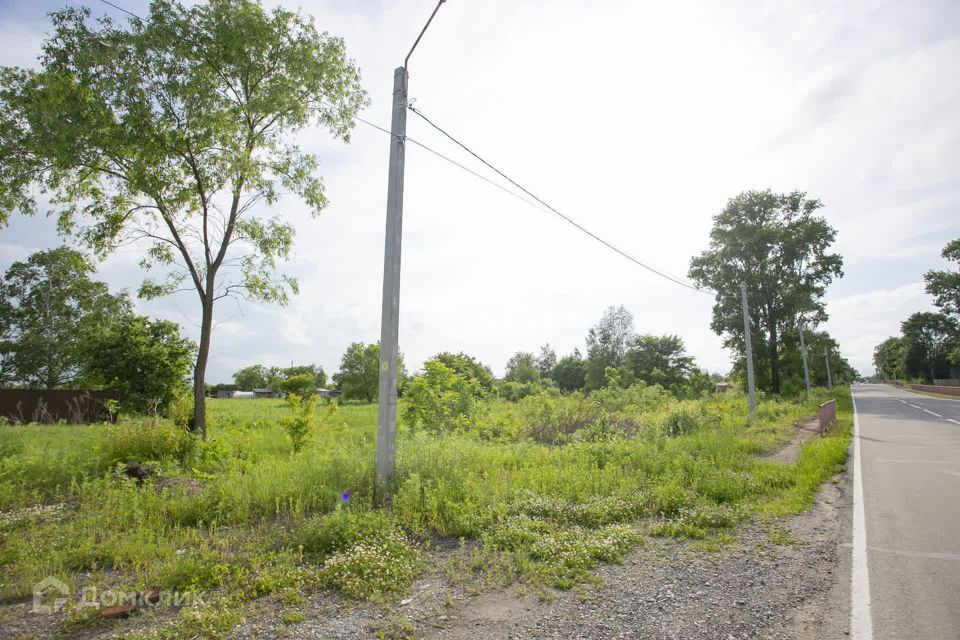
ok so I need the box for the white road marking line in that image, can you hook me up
[840,543,960,561]
[909,404,922,409]
[943,470,960,478]
[851,394,873,640]
[949,419,960,426]
[924,409,943,417]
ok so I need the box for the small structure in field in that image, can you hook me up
[252,388,281,399]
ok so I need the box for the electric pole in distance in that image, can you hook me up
[740,282,757,414]
[376,0,447,504]
[798,320,811,393]
[824,348,833,390]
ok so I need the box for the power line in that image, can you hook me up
[407,105,713,295]
[94,0,714,296]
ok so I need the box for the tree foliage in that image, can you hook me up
[233,364,271,391]
[622,335,694,389]
[924,238,960,318]
[402,360,485,433]
[334,342,381,402]
[901,312,958,382]
[689,190,843,393]
[0,0,367,436]
[0,247,129,388]
[432,352,495,392]
[551,351,587,392]
[873,337,906,380]
[584,305,634,391]
[85,314,196,414]
[535,344,557,379]
[504,351,540,383]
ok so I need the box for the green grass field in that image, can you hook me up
[0,387,851,638]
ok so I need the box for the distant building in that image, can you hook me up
[715,382,730,393]
[252,388,281,399]
[216,389,235,399]
[318,388,343,398]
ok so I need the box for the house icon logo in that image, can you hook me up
[32,577,70,614]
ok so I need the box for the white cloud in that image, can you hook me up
[1,0,958,383]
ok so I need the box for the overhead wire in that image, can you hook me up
[406,105,714,295]
[94,0,715,297]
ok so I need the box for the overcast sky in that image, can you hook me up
[1,0,958,382]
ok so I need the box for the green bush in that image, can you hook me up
[402,360,486,433]
[98,421,196,467]
[520,391,603,444]
[294,509,395,560]
[310,510,422,600]
[659,400,704,436]
[281,394,319,454]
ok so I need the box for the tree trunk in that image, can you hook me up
[768,322,780,394]
[192,294,215,440]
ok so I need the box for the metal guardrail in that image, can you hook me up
[819,399,836,436]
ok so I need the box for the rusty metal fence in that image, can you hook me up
[818,399,836,436]
[0,389,119,424]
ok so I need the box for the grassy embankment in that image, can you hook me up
[0,386,851,638]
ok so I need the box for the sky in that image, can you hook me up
[1,0,958,383]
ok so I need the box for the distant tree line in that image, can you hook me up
[873,239,960,382]
[0,247,195,416]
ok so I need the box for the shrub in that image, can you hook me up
[98,421,195,467]
[520,391,603,444]
[294,509,395,560]
[659,400,704,436]
[402,360,485,433]
[311,511,422,600]
[281,394,318,454]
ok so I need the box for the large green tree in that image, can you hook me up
[689,190,843,394]
[0,247,129,388]
[622,334,694,388]
[873,336,906,380]
[432,352,495,392]
[535,344,557,379]
[504,351,540,383]
[584,305,635,391]
[333,342,381,402]
[551,350,586,391]
[85,314,195,414]
[233,364,271,391]
[924,238,960,318]
[0,0,367,437]
[901,312,958,382]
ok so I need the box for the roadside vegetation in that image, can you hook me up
[873,237,960,382]
[0,386,851,637]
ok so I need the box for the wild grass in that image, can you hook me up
[0,387,851,638]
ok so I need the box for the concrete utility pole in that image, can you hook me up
[740,282,757,413]
[798,321,811,393]
[824,348,833,390]
[375,66,408,502]
[375,0,447,503]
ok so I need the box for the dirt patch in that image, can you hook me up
[766,416,821,464]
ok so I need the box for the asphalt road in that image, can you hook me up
[851,383,960,640]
